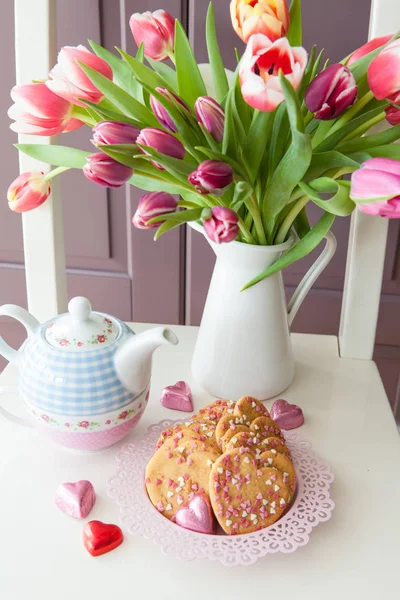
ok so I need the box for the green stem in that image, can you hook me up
[178,201,198,209]
[275,195,310,245]
[342,112,386,142]
[238,216,257,244]
[328,90,375,136]
[246,195,267,245]
[43,166,70,181]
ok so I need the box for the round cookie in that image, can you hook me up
[145,440,220,520]
[259,450,297,501]
[209,447,291,535]
[234,396,270,425]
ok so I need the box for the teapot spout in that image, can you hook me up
[114,327,178,397]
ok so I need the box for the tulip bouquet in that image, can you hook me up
[7,1,400,288]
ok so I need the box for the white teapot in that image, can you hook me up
[0,297,178,451]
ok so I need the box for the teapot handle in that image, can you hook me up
[0,304,40,364]
[287,231,337,327]
[0,386,33,428]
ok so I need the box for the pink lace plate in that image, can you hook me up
[107,419,335,567]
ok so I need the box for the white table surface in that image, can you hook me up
[0,325,399,600]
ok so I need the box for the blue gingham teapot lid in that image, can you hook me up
[44,297,119,351]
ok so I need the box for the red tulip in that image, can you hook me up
[129,10,175,61]
[230,0,290,44]
[137,128,185,170]
[305,64,357,120]
[350,158,400,218]
[150,88,189,133]
[239,34,307,112]
[8,82,83,136]
[7,172,51,212]
[83,153,132,188]
[188,160,233,194]
[203,207,239,244]
[92,121,140,146]
[347,34,392,67]
[132,192,178,229]
[385,105,400,125]
[368,39,400,103]
[195,97,225,143]
[46,45,113,107]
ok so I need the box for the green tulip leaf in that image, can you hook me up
[243,212,335,290]
[293,206,311,239]
[231,181,254,212]
[287,0,302,46]
[338,124,400,153]
[15,144,90,168]
[206,2,230,103]
[350,145,400,160]
[243,110,273,183]
[268,102,290,175]
[88,40,139,99]
[154,219,184,240]
[299,178,355,216]
[306,151,360,180]
[128,174,182,195]
[80,99,144,128]
[146,57,178,92]
[136,145,196,182]
[313,106,385,152]
[148,207,203,225]
[174,20,207,106]
[116,48,167,94]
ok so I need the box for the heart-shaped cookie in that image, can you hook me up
[174,494,215,534]
[161,381,194,412]
[270,399,304,430]
[83,521,123,556]
[209,447,291,534]
[55,480,95,519]
[190,399,234,424]
[234,396,270,425]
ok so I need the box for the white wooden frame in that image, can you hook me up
[14,0,392,358]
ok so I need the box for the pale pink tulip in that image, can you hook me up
[203,207,239,244]
[368,39,400,103]
[8,82,83,136]
[230,0,289,44]
[239,34,307,112]
[46,45,113,107]
[7,172,51,212]
[129,10,175,61]
[347,34,392,67]
[83,153,133,188]
[350,158,400,218]
[132,192,178,229]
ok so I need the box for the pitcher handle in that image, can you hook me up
[287,231,337,327]
[0,386,33,427]
[0,304,40,364]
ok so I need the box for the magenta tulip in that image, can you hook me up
[195,97,225,142]
[7,172,51,213]
[203,207,239,244]
[189,160,233,194]
[132,191,178,229]
[368,39,400,103]
[92,121,140,146]
[385,105,400,125]
[83,153,133,188]
[46,45,113,107]
[350,158,400,218]
[150,88,189,133]
[8,82,83,136]
[305,64,357,120]
[239,34,307,112]
[129,10,175,61]
[347,34,392,67]
[137,128,185,170]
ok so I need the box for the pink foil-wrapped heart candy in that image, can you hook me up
[270,399,304,430]
[174,495,215,534]
[161,381,194,412]
[55,480,96,519]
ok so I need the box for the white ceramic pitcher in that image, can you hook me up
[190,224,337,400]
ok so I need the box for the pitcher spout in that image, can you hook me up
[114,327,178,397]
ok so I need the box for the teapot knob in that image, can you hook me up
[68,297,92,324]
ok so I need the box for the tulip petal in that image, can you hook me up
[351,168,400,201]
[10,83,70,119]
[347,34,392,67]
[57,45,112,95]
[368,39,400,100]
[360,157,400,177]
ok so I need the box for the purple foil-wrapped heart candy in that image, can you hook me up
[55,480,96,519]
[160,381,194,412]
[270,399,304,430]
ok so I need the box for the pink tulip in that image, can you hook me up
[368,39,400,103]
[195,97,225,143]
[83,153,133,188]
[305,64,357,120]
[150,88,189,133]
[347,34,392,67]
[188,160,233,194]
[7,172,51,213]
[129,10,175,61]
[137,128,185,170]
[8,82,83,136]
[203,207,239,244]
[239,34,307,112]
[350,158,400,218]
[92,121,140,146]
[385,105,400,125]
[230,0,290,44]
[46,45,113,107]
[132,191,178,229]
